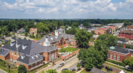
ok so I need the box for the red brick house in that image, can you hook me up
[94,27,111,35]
[0,39,58,71]
[29,28,37,35]
[118,30,133,40]
[108,45,133,62]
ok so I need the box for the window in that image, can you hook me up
[131,54,133,57]
[117,56,120,60]
[31,64,33,68]
[12,51,13,55]
[40,61,41,64]
[107,54,109,58]
[114,55,116,59]
[110,54,112,58]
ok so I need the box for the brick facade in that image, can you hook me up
[94,28,111,35]
[29,28,37,35]
[119,30,133,40]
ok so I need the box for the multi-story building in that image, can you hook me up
[38,28,76,48]
[108,45,133,62]
[0,39,58,71]
[118,30,133,40]
[127,25,133,29]
[29,28,37,35]
[94,27,111,35]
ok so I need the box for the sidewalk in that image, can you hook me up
[105,61,124,68]
[36,59,62,73]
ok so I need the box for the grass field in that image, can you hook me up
[59,47,78,52]
[80,69,89,73]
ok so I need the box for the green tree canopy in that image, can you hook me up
[75,29,92,48]
[72,22,79,27]
[46,69,58,73]
[18,65,27,73]
[78,47,105,70]
[123,57,133,69]
[36,22,49,34]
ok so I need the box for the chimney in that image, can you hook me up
[51,32,53,36]
[123,44,126,48]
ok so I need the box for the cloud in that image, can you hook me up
[0,0,133,18]
[107,3,117,11]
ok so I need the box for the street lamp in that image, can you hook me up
[8,64,10,73]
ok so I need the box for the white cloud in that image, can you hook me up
[0,0,133,18]
[39,8,44,12]
[107,3,117,11]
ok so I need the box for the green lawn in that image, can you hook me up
[58,47,78,52]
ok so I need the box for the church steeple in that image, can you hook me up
[43,36,50,46]
[55,26,58,36]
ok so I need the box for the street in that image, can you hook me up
[39,55,79,73]
[0,69,7,73]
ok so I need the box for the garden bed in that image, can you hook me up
[59,47,78,52]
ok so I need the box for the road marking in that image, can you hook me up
[58,58,79,73]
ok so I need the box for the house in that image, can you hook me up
[127,25,133,29]
[66,26,71,30]
[0,39,58,71]
[29,28,37,36]
[90,67,108,73]
[91,24,101,27]
[118,30,133,40]
[38,28,76,48]
[108,25,118,33]
[79,24,86,29]
[17,28,25,33]
[108,23,124,29]
[108,45,133,62]
[94,27,111,35]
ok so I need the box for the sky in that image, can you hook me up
[0,0,133,19]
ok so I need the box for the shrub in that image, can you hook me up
[107,59,125,66]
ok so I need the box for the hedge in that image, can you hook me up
[107,59,125,66]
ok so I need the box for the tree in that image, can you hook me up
[72,22,79,27]
[123,57,133,69]
[18,65,27,73]
[65,28,77,35]
[107,35,117,46]
[75,29,92,48]
[46,69,58,73]
[25,32,28,36]
[77,63,81,69]
[41,70,45,73]
[78,47,105,70]
[36,22,49,34]
[61,70,75,73]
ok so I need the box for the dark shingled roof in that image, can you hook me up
[90,67,108,73]
[38,33,75,43]
[0,49,9,57]
[17,54,43,65]
[109,46,130,54]
[2,39,58,56]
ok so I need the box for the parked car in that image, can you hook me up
[62,68,68,71]
[105,66,113,71]
[59,63,64,67]
[71,68,76,71]
[12,37,16,40]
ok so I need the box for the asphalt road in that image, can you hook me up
[0,69,7,73]
[40,55,79,73]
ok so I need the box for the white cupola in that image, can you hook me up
[43,37,50,46]
[55,27,58,36]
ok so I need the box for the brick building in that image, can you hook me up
[94,27,111,35]
[118,30,133,40]
[0,39,58,71]
[127,25,133,29]
[38,28,76,48]
[29,28,37,35]
[108,45,133,62]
